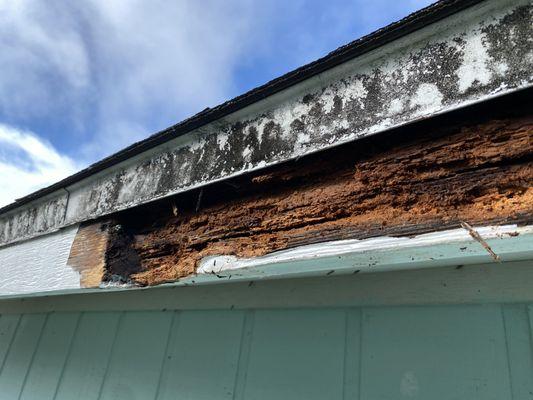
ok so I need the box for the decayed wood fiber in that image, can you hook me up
[67,222,110,287]
[107,115,532,286]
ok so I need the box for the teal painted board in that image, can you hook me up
[0,313,46,400]
[0,314,20,371]
[54,312,121,400]
[243,309,346,400]
[98,311,173,400]
[19,312,79,400]
[503,305,533,399]
[156,310,245,400]
[343,309,361,400]
[232,311,254,400]
[360,305,512,400]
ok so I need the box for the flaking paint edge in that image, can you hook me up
[194,224,533,282]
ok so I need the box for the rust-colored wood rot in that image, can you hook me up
[70,111,533,288]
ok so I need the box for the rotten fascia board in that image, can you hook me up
[1,0,532,247]
[0,223,532,300]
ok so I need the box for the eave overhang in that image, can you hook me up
[0,0,532,248]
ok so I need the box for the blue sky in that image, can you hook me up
[0,0,433,206]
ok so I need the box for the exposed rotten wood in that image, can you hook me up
[104,115,533,286]
[76,106,532,287]
[103,222,142,284]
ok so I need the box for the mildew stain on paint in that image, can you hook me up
[1,0,532,246]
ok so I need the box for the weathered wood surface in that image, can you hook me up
[67,222,110,287]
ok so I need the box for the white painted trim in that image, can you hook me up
[0,225,80,296]
[0,223,531,299]
[198,225,528,273]
[189,224,533,284]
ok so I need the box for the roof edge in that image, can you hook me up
[0,0,483,215]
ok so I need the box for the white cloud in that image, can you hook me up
[0,0,261,160]
[0,0,265,206]
[0,0,434,207]
[0,124,78,207]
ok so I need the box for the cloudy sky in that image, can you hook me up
[0,0,433,207]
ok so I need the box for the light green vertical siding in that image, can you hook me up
[0,304,531,399]
[157,310,245,400]
[19,313,79,400]
[0,314,47,398]
[243,309,346,400]
[54,312,121,400]
[360,306,511,399]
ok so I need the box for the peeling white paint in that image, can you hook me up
[388,98,404,115]
[494,62,509,75]
[411,83,444,113]
[321,88,337,114]
[457,34,492,93]
[197,224,533,277]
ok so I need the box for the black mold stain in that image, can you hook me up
[24,3,533,228]
[0,194,68,243]
[482,5,533,90]
[103,222,142,282]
